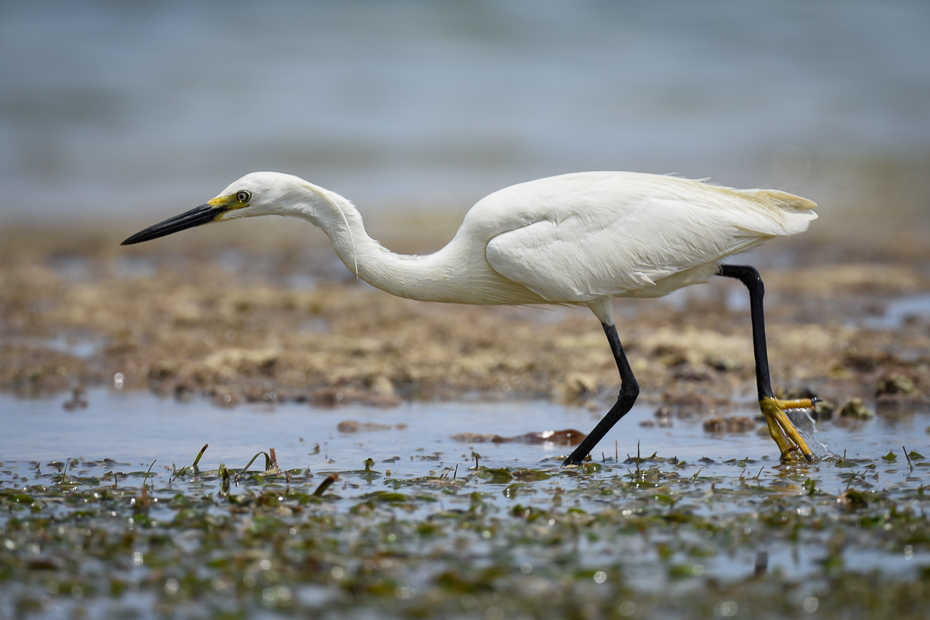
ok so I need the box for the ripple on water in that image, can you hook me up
[2,388,929,617]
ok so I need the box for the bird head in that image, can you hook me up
[120,171,310,245]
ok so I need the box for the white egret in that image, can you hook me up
[122,171,818,464]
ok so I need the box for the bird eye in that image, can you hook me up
[236,190,251,203]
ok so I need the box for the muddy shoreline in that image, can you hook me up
[4,220,930,618]
[2,223,929,424]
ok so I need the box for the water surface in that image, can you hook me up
[2,0,928,219]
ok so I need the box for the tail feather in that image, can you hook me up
[726,188,817,239]
[751,189,818,212]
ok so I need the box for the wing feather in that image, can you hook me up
[483,175,815,303]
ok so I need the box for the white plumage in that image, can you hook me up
[208,171,814,314]
[478,172,815,321]
[122,170,818,464]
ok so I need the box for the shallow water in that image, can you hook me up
[3,390,930,618]
[863,292,930,330]
[2,388,926,489]
[3,1,929,219]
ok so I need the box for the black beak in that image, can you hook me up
[121,203,230,246]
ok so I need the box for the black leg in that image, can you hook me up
[716,264,814,462]
[563,323,639,466]
[715,264,774,400]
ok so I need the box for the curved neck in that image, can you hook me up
[285,182,544,307]
[298,184,367,276]
[291,184,449,301]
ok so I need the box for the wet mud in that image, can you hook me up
[4,214,930,619]
[2,223,929,427]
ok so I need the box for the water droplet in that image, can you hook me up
[164,578,179,595]
[618,601,636,617]
[716,600,738,617]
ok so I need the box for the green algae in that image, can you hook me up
[3,440,930,619]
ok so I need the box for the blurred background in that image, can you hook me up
[1,0,929,230]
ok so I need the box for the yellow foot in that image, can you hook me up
[759,397,815,462]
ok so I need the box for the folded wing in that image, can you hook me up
[485,181,815,303]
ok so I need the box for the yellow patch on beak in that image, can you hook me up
[208,195,248,221]
[207,195,238,209]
